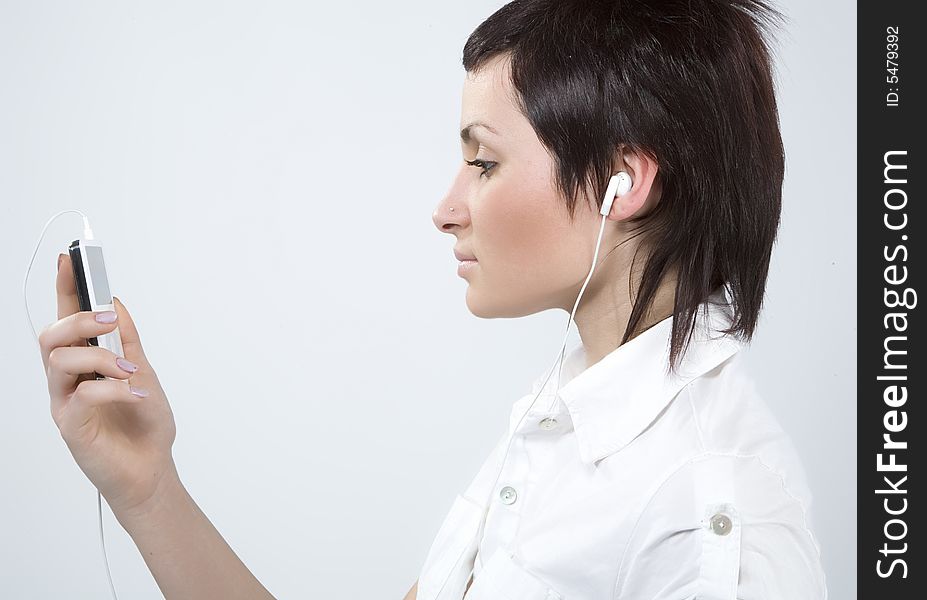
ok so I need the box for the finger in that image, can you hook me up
[55,378,146,433]
[38,310,119,370]
[47,346,138,412]
[56,252,80,321]
[112,296,149,367]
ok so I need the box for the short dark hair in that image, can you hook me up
[463,0,788,373]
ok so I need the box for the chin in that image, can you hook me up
[464,288,491,318]
[465,287,536,319]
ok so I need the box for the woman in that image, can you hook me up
[38,0,827,598]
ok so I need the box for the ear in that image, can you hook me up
[607,146,661,221]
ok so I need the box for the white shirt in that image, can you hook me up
[416,287,828,600]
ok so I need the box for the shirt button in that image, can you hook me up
[710,512,733,536]
[499,486,518,505]
[538,417,558,430]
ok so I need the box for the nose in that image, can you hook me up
[432,177,467,234]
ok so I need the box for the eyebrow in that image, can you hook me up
[460,121,499,143]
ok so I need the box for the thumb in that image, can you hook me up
[112,296,149,367]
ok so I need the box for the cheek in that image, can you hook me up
[473,179,568,278]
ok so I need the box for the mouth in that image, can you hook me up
[457,259,478,275]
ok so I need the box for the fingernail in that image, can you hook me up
[57,253,65,270]
[117,357,138,373]
[130,386,149,397]
[95,311,117,323]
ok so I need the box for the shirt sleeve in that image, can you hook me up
[613,454,828,600]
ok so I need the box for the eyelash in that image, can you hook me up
[465,158,498,178]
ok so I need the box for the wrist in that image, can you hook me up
[113,463,188,532]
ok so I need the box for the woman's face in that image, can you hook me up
[432,54,607,318]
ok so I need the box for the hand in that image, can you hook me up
[39,253,178,518]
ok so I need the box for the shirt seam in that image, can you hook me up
[611,450,827,600]
[612,382,704,600]
[745,453,829,600]
[686,385,708,453]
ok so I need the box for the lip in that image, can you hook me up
[454,248,477,261]
[457,259,478,276]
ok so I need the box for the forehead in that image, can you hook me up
[460,54,519,135]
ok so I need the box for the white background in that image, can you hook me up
[0,1,855,598]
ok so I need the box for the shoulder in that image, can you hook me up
[614,353,828,599]
[681,351,817,502]
[615,452,828,599]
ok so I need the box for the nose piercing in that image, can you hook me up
[449,207,455,212]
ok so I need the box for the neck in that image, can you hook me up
[565,236,678,371]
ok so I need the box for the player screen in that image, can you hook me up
[86,245,112,306]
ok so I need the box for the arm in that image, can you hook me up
[114,465,275,600]
[402,580,418,600]
[39,259,274,599]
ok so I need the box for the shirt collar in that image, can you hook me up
[524,286,744,466]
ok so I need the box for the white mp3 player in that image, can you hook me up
[68,238,125,373]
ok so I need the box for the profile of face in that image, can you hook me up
[432,53,660,319]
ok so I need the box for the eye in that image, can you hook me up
[465,158,498,178]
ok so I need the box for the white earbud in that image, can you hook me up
[599,171,633,217]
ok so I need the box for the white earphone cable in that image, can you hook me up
[31,176,623,600]
[24,210,120,600]
[435,174,624,598]
[470,206,609,558]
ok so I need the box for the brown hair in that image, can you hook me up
[463,0,788,372]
